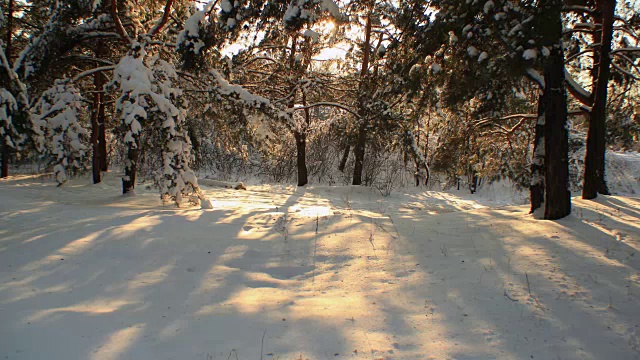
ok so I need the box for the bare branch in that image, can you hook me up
[62,55,115,66]
[290,102,359,118]
[148,0,174,36]
[612,61,640,81]
[71,65,116,82]
[565,69,593,105]
[110,0,131,42]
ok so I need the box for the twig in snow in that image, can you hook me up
[312,216,319,285]
[227,349,238,360]
[260,329,267,360]
[504,289,518,302]
[369,218,376,251]
[363,332,375,359]
[387,215,401,238]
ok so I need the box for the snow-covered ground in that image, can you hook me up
[1,173,639,360]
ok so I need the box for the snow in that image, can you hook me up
[319,0,341,19]
[176,10,206,54]
[565,69,592,100]
[220,0,233,12]
[303,29,320,43]
[526,68,545,88]
[522,48,537,60]
[483,0,494,13]
[1,173,639,359]
[449,31,458,44]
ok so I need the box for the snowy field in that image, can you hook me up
[1,173,639,360]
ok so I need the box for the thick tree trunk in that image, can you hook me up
[1,138,8,178]
[122,142,138,194]
[530,96,545,214]
[338,144,350,172]
[294,131,308,186]
[352,123,367,185]
[542,6,571,219]
[537,0,571,220]
[582,0,615,199]
[2,0,14,178]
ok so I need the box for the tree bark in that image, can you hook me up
[94,44,109,172]
[530,95,545,214]
[6,0,13,62]
[542,1,571,219]
[543,25,571,220]
[294,131,308,186]
[91,75,102,184]
[352,11,373,186]
[1,137,8,178]
[98,98,108,171]
[582,0,615,199]
[352,123,366,185]
[122,141,138,194]
[2,0,14,178]
[338,144,350,172]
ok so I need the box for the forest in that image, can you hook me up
[1,0,637,218]
[1,0,640,359]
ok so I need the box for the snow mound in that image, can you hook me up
[606,151,640,195]
[200,198,214,209]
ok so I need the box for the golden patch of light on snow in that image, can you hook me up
[226,287,293,313]
[15,231,106,274]
[289,205,333,217]
[27,299,134,323]
[127,262,175,290]
[111,215,161,238]
[91,324,145,360]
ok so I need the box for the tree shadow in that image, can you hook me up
[2,176,639,359]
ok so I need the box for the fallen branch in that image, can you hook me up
[199,178,247,190]
[504,289,518,302]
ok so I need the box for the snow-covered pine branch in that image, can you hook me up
[1,41,41,157]
[31,80,88,185]
[111,42,202,205]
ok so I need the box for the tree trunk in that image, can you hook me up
[294,131,308,186]
[582,0,615,199]
[541,1,571,219]
[98,96,108,171]
[530,95,545,214]
[2,0,14,178]
[94,44,109,172]
[338,144,350,172]
[1,138,8,178]
[91,97,101,184]
[91,71,104,184]
[352,123,366,185]
[122,142,138,194]
[352,11,373,186]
